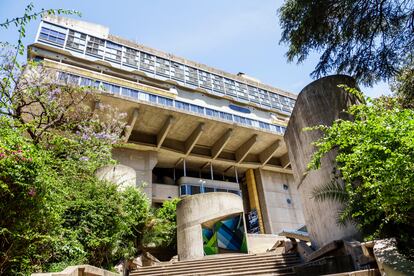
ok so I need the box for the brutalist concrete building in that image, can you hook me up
[28,15,305,254]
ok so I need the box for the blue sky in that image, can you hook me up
[0,0,390,97]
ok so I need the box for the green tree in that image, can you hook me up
[0,4,179,275]
[308,89,414,258]
[279,0,414,86]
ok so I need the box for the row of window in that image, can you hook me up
[57,72,286,134]
[38,22,295,114]
[180,184,241,197]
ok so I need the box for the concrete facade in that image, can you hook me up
[255,169,305,234]
[112,148,158,198]
[29,15,306,252]
[284,75,360,249]
[176,193,246,260]
[95,164,137,190]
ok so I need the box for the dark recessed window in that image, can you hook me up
[287,198,292,204]
[283,184,289,190]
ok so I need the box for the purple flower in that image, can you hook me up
[80,156,89,162]
[28,187,36,197]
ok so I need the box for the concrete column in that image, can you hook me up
[112,147,158,199]
[284,75,360,249]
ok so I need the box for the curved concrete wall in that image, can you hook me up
[95,164,136,190]
[176,192,246,260]
[284,75,360,249]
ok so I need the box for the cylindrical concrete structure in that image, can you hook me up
[284,75,360,249]
[95,164,136,190]
[176,193,246,261]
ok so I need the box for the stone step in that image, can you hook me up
[137,253,298,271]
[174,253,298,265]
[132,259,301,276]
[131,264,298,276]
[130,254,301,276]
[133,257,300,275]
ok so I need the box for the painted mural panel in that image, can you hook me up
[202,214,247,255]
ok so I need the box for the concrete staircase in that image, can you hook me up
[130,252,301,276]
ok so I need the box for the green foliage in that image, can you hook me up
[308,93,414,257]
[0,117,62,275]
[0,4,165,274]
[391,62,414,109]
[279,0,414,85]
[151,198,180,249]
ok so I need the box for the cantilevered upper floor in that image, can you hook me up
[31,15,296,115]
[27,15,295,175]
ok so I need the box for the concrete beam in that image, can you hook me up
[175,157,184,167]
[280,153,291,169]
[201,162,210,170]
[235,134,258,163]
[259,140,280,166]
[184,123,205,156]
[211,129,233,159]
[157,115,174,149]
[123,108,139,142]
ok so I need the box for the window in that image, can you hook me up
[247,86,261,103]
[39,27,66,45]
[180,185,188,196]
[140,52,155,73]
[235,82,248,100]
[102,83,120,94]
[283,184,289,190]
[155,57,170,77]
[158,96,173,107]
[206,108,220,118]
[123,48,139,67]
[199,70,212,89]
[259,121,271,130]
[105,41,122,62]
[219,112,233,121]
[175,101,190,111]
[224,78,237,97]
[190,185,201,195]
[86,36,105,57]
[211,75,225,94]
[149,94,157,103]
[204,187,215,193]
[287,198,292,204]
[184,66,198,85]
[66,30,86,52]
[258,89,271,107]
[190,104,204,114]
[170,62,185,81]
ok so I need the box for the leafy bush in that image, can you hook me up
[309,90,414,258]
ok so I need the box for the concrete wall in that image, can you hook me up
[112,148,157,198]
[284,75,360,249]
[176,192,246,261]
[255,169,305,234]
[95,164,136,190]
[152,183,179,202]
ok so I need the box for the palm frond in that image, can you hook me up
[311,179,349,204]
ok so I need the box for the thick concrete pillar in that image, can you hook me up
[112,147,158,199]
[284,75,360,249]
